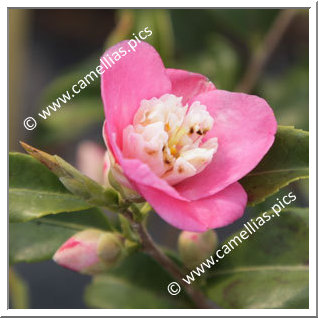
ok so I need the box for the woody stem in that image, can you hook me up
[124,210,219,309]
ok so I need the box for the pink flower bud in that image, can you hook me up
[178,230,218,269]
[76,141,106,184]
[53,229,125,275]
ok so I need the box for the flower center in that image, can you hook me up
[123,94,218,185]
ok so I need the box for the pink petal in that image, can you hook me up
[53,237,99,272]
[135,182,247,232]
[166,68,216,104]
[176,90,277,200]
[104,126,188,202]
[101,41,171,151]
[76,141,106,184]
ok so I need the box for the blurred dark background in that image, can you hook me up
[9,8,309,308]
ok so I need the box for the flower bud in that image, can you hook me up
[53,229,126,275]
[76,141,106,184]
[178,230,218,269]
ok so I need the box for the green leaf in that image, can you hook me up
[9,208,111,264]
[206,9,279,48]
[9,153,92,222]
[207,269,308,309]
[107,9,174,64]
[174,33,240,91]
[37,97,103,145]
[20,142,119,211]
[39,56,100,104]
[136,9,174,63]
[259,63,309,131]
[284,207,309,225]
[9,268,29,309]
[85,252,193,309]
[240,126,309,205]
[35,55,102,146]
[204,208,309,308]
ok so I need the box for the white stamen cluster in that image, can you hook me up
[123,94,218,185]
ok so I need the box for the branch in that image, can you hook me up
[236,9,298,93]
[124,211,219,309]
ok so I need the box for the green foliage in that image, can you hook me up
[9,268,29,309]
[207,269,308,309]
[173,33,240,90]
[240,126,309,205]
[207,9,279,48]
[170,9,278,90]
[9,153,91,222]
[35,56,102,146]
[259,64,309,130]
[85,252,192,309]
[40,57,101,103]
[10,208,111,264]
[107,9,174,64]
[204,208,309,308]
[19,143,119,210]
[37,97,104,145]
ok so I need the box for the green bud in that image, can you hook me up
[107,160,144,203]
[97,232,126,266]
[178,230,218,269]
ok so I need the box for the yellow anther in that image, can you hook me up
[170,145,177,156]
[168,127,187,150]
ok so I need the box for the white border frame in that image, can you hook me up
[3,1,316,316]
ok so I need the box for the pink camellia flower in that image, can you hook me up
[101,41,277,232]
